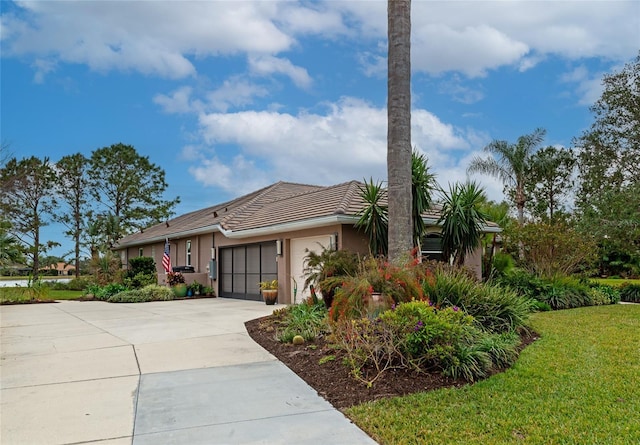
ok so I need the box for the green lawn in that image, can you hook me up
[0,287,84,304]
[346,304,640,445]
[592,277,640,287]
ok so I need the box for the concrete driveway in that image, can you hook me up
[0,299,376,445]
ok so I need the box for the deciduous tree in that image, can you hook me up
[54,153,89,278]
[526,146,576,223]
[88,143,179,245]
[0,156,59,278]
[574,53,640,276]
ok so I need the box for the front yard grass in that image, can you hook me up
[346,304,640,445]
[592,277,640,287]
[0,287,84,304]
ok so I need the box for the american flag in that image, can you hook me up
[162,239,171,273]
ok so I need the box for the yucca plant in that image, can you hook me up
[437,181,489,266]
[355,178,388,256]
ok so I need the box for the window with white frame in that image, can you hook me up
[186,240,192,266]
[138,248,144,257]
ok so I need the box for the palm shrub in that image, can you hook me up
[437,181,489,266]
[355,178,388,256]
[303,246,359,308]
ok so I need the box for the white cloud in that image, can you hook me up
[154,86,198,114]
[207,77,271,112]
[560,65,606,106]
[1,1,295,78]
[3,0,637,84]
[191,97,484,195]
[248,55,312,89]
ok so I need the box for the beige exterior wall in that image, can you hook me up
[117,222,485,302]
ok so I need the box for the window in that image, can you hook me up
[186,240,192,266]
[421,233,443,262]
[138,248,144,257]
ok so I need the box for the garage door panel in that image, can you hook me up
[219,242,277,301]
[290,236,332,303]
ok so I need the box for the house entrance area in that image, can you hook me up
[219,241,277,301]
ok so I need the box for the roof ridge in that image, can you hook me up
[218,182,284,225]
[334,180,363,215]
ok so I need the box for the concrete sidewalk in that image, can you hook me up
[1,299,377,445]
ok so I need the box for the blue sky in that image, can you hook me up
[1,0,639,259]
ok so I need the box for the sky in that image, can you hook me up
[1,0,639,259]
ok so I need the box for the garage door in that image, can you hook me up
[219,242,277,300]
[290,235,333,303]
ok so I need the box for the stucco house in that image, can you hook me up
[114,180,499,304]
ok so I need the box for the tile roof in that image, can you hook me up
[116,180,497,248]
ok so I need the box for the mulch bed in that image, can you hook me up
[245,315,539,410]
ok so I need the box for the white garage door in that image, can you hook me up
[290,235,333,303]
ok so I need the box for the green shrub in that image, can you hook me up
[66,277,93,291]
[276,301,329,343]
[92,283,128,301]
[331,301,523,386]
[588,283,621,304]
[620,284,640,303]
[423,266,531,333]
[495,269,549,299]
[123,272,157,289]
[128,256,156,275]
[107,284,174,303]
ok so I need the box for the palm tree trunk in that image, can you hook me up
[387,0,413,262]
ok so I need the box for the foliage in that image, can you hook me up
[331,301,522,387]
[355,178,388,256]
[437,181,489,265]
[258,279,278,290]
[329,254,426,321]
[275,301,329,343]
[0,226,24,268]
[422,265,532,333]
[467,128,547,225]
[89,283,128,301]
[0,156,59,278]
[53,153,89,279]
[123,272,157,289]
[507,221,598,277]
[107,284,174,303]
[302,245,359,308]
[89,251,122,285]
[411,151,437,247]
[490,252,515,277]
[347,305,640,445]
[87,143,180,245]
[620,283,640,303]
[166,271,185,286]
[188,280,205,294]
[496,270,619,310]
[128,256,156,275]
[477,198,513,279]
[575,53,640,277]
[525,146,576,223]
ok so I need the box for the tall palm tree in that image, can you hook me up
[467,128,546,226]
[387,0,412,262]
[438,181,489,266]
